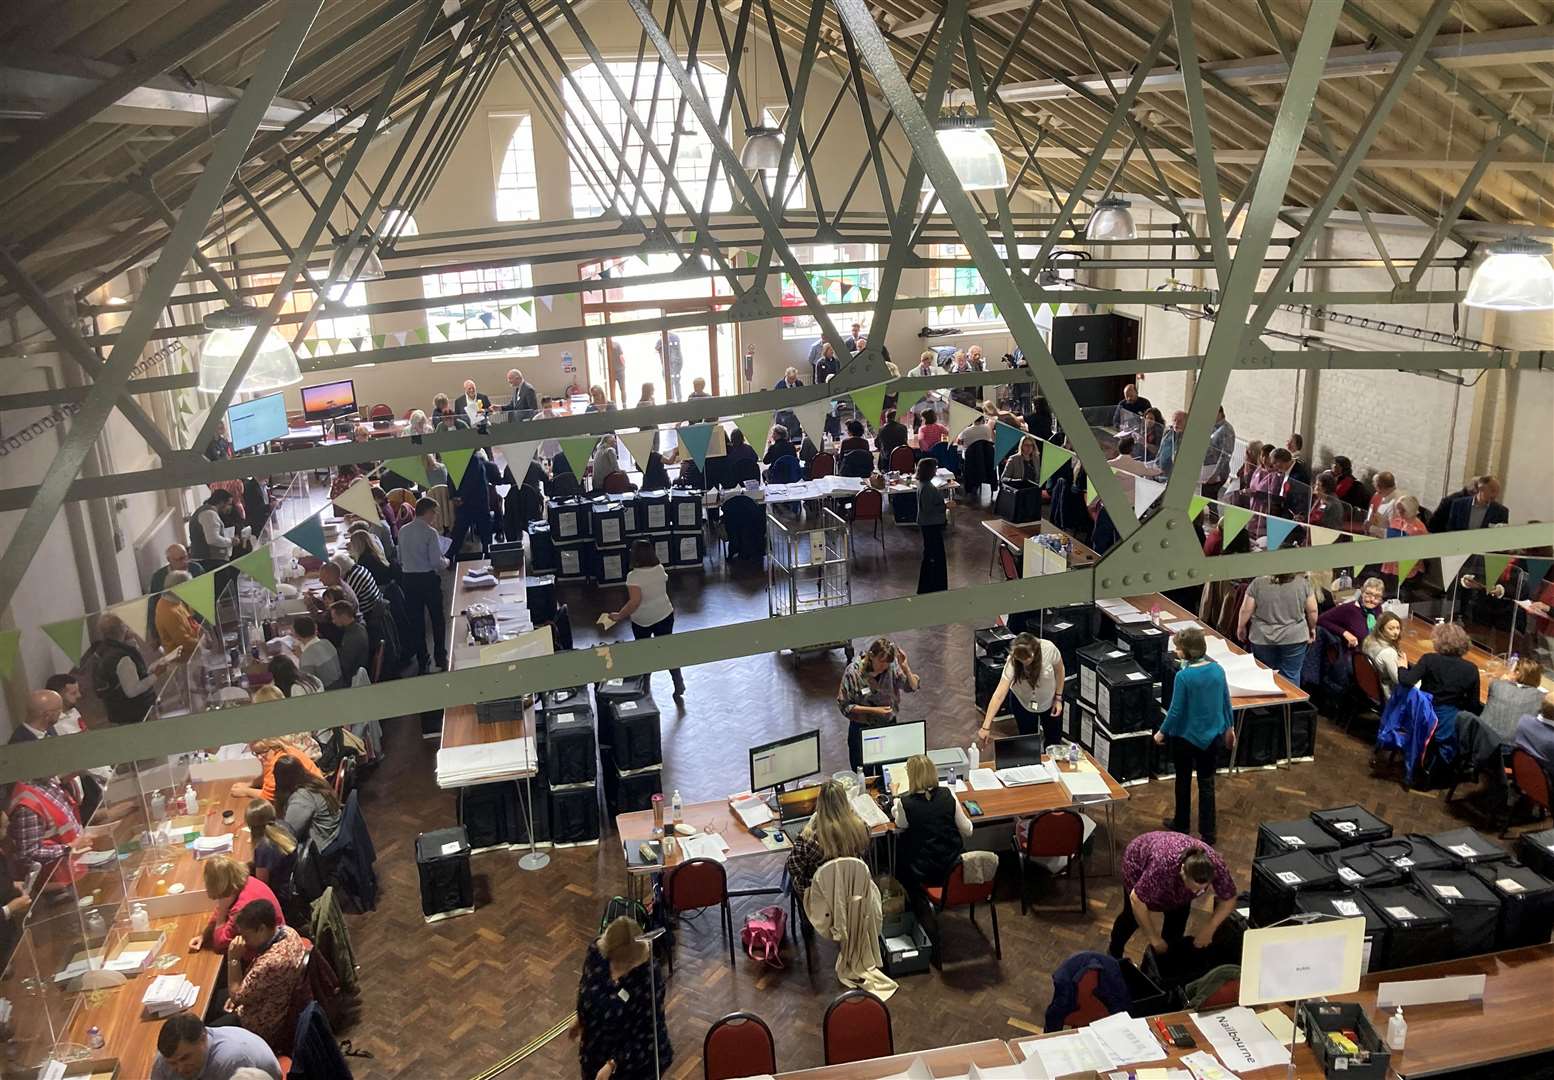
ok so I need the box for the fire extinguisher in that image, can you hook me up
[743,343,755,386]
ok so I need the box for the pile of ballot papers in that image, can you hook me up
[435,738,536,787]
[142,974,199,1018]
[190,833,233,859]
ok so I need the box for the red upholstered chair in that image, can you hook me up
[923,859,1002,959]
[1014,809,1086,914]
[822,990,893,1065]
[888,445,915,474]
[602,470,634,494]
[1063,968,1114,1028]
[369,403,394,422]
[662,857,734,969]
[704,1012,776,1080]
[848,489,884,555]
[808,452,835,480]
[1199,977,1241,1009]
[999,546,1020,581]
[1508,748,1553,834]
[1345,652,1385,735]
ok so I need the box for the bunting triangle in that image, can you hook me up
[617,429,658,469]
[733,412,771,451]
[414,327,428,344]
[1396,559,1418,582]
[706,422,729,458]
[1437,552,1472,587]
[497,441,541,476]
[556,436,598,477]
[234,547,278,594]
[1085,474,1099,505]
[170,572,218,623]
[1188,494,1210,521]
[386,455,430,490]
[519,299,534,317]
[1521,557,1553,586]
[993,421,1023,464]
[1265,517,1300,551]
[0,628,19,681]
[539,294,554,312]
[104,598,147,640]
[1219,505,1252,548]
[945,399,982,436]
[859,286,872,301]
[1038,442,1072,485]
[849,382,891,428]
[43,617,86,665]
[1350,535,1376,577]
[679,424,714,467]
[1483,554,1512,588]
[838,281,853,297]
[1134,477,1166,518]
[790,398,831,443]
[333,477,381,521]
[284,516,330,560]
[744,251,759,269]
[442,447,476,489]
[1308,525,1340,546]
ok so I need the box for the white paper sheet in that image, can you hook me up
[997,763,1057,787]
[1088,1012,1167,1065]
[1023,1030,1116,1076]
[968,1060,1049,1080]
[678,832,731,863]
[851,793,890,829]
[884,1056,934,1080]
[1060,771,1113,800]
[968,768,1004,790]
[1190,1007,1290,1072]
[1181,1050,1241,1080]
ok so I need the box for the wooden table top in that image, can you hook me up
[965,748,1129,820]
[777,1038,1017,1079]
[1395,614,1553,702]
[982,519,1100,567]
[440,564,538,755]
[127,781,256,901]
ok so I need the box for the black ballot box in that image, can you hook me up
[1365,835,1455,879]
[1115,622,1170,680]
[1311,804,1392,848]
[416,827,475,922]
[544,705,598,785]
[1294,890,1388,974]
[458,782,520,850]
[1256,818,1341,859]
[1077,641,1131,706]
[1471,860,1554,949]
[609,694,663,770]
[1413,868,1502,959]
[549,782,601,845]
[1515,828,1554,881]
[1362,884,1453,970]
[1250,850,1339,927]
[1428,828,1506,868]
[592,501,628,547]
[1095,657,1155,733]
[1325,847,1406,891]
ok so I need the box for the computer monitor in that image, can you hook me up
[749,730,821,794]
[993,733,1047,769]
[300,378,357,422]
[226,392,288,452]
[859,721,926,768]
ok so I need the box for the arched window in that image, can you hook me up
[564,61,730,218]
[494,113,539,222]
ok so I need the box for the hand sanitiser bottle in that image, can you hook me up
[1387,1006,1407,1051]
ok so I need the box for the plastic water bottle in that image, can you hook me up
[85,909,106,938]
[131,903,150,932]
[87,1026,104,1050]
[1507,651,1519,674]
[670,790,683,824]
[1386,1006,1407,1051]
[855,766,867,794]
[149,790,166,822]
[967,743,981,772]
[183,783,199,816]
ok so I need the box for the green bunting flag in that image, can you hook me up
[732,412,771,452]
[993,421,1023,464]
[386,455,430,489]
[43,617,87,665]
[1188,494,1210,521]
[519,299,534,317]
[0,629,20,681]
[170,572,218,623]
[1085,474,1099,505]
[413,327,428,344]
[744,251,759,269]
[442,447,476,489]
[858,286,872,301]
[1482,553,1512,588]
[1219,505,1253,548]
[284,517,329,560]
[1039,442,1073,485]
[849,382,891,428]
[234,547,278,594]
[1395,559,1418,583]
[555,436,598,477]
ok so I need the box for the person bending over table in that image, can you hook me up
[192,856,285,956]
[571,915,672,1080]
[785,779,871,900]
[151,1013,281,1080]
[218,900,309,1054]
[1109,831,1237,960]
[1154,629,1234,845]
[837,637,920,772]
[979,632,1064,747]
[893,754,973,966]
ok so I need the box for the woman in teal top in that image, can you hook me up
[1153,627,1235,844]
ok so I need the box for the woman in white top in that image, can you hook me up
[1361,610,1407,701]
[977,632,1066,747]
[608,540,684,698]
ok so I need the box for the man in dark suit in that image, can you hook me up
[503,368,539,415]
[9,689,61,744]
[1446,475,1509,531]
[1286,432,1311,486]
[773,366,804,391]
[453,378,492,420]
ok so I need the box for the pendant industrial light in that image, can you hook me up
[1086,196,1136,240]
[740,125,784,170]
[1463,235,1554,311]
[197,305,302,394]
[331,232,385,283]
[934,94,1007,191]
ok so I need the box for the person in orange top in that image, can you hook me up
[154,573,204,658]
[1382,494,1428,581]
[229,738,324,803]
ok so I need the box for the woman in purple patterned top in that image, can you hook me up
[1108,831,1239,959]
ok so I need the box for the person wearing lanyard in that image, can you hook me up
[836,637,920,773]
[1154,628,1235,845]
[978,633,1065,747]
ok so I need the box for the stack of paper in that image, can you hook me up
[142,974,199,1018]
[1099,598,1152,624]
[967,768,1003,790]
[1060,770,1113,801]
[729,792,775,829]
[73,848,117,868]
[1191,1007,1291,1072]
[678,832,730,863]
[190,833,234,858]
[996,762,1056,787]
[461,570,497,588]
[435,737,537,786]
[1218,652,1283,696]
[851,793,889,829]
[105,946,157,974]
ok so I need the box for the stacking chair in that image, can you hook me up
[704,1012,776,1080]
[661,857,734,969]
[807,452,835,480]
[1507,748,1553,835]
[822,989,893,1065]
[848,489,884,556]
[888,445,915,474]
[923,855,1002,960]
[1014,810,1087,914]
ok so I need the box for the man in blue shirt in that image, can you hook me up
[1155,410,1186,477]
[151,1014,281,1079]
[1514,694,1554,767]
[399,496,448,674]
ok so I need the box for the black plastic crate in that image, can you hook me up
[1232,709,1284,769]
[1363,883,1453,970]
[1515,828,1554,881]
[527,576,557,625]
[1470,860,1554,949]
[612,492,642,536]
[527,521,558,574]
[1042,615,1086,675]
[609,694,662,770]
[1428,828,1506,868]
[669,489,703,531]
[457,783,520,850]
[601,753,662,816]
[1293,890,1387,974]
[1251,850,1340,927]
[548,782,601,845]
[1326,847,1406,891]
[591,501,628,547]
[475,696,524,725]
[547,496,590,542]
[415,827,474,920]
[596,674,651,709]
[879,912,933,977]
[1257,819,1341,858]
[974,624,1016,662]
[542,685,591,716]
[669,530,705,567]
[975,654,1005,711]
[1115,621,1170,680]
[1311,804,1392,847]
[1120,957,1182,1018]
[995,479,1042,522]
[1076,641,1130,705]
[592,545,629,585]
[1277,702,1318,760]
[1301,1000,1389,1080]
[634,490,672,533]
[544,707,597,785]
[1091,720,1150,783]
[1095,657,1155,733]
[1365,834,1454,879]
[555,542,591,581]
[1074,704,1096,753]
[1414,868,1501,958]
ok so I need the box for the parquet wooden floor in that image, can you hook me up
[341,506,1511,1079]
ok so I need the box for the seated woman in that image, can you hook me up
[192,855,284,955]
[229,737,324,802]
[1461,658,1547,774]
[762,424,798,467]
[891,754,972,963]
[723,428,760,484]
[1399,621,1482,727]
[838,419,871,457]
[916,409,948,453]
[222,899,310,1055]
[1362,610,1408,700]
[1319,576,1387,649]
[274,755,342,849]
[1002,436,1039,483]
[245,799,299,923]
[785,780,871,900]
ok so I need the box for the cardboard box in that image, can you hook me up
[104,930,168,975]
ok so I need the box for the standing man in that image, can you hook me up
[1446,475,1509,532]
[454,379,491,423]
[655,332,684,401]
[607,338,628,404]
[1155,410,1187,477]
[146,544,205,646]
[505,368,538,416]
[836,637,921,773]
[1286,433,1311,486]
[1202,406,1236,500]
[845,322,866,353]
[1112,382,1151,433]
[399,497,448,674]
[188,489,245,567]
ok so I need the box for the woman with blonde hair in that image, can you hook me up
[190,854,284,955]
[571,915,671,1080]
[1002,435,1039,483]
[785,780,871,897]
[891,755,971,961]
[245,798,299,920]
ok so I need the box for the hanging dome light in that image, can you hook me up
[197,306,302,394]
[740,125,784,170]
[1464,235,1554,311]
[1086,196,1136,240]
[330,233,385,284]
[934,110,1007,191]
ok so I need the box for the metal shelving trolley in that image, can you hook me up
[767,507,854,662]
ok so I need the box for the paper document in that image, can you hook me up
[1022,1029,1116,1076]
[479,625,553,664]
[678,832,730,863]
[967,768,1003,790]
[851,793,889,829]
[967,1060,1047,1079]
[1191,1007,1290,1072]
[1180,1051,1241,1080]
[1060,771,1112,800]
[1166,620,1204,633]
[1204,635,1236,659]
[1218,652,1283,696]
[1089,1011,1167,1065]
[996,763,1056,787]
[729,793,774,830]
[1111,609,1154,624]
[1255,1008,1302,1047]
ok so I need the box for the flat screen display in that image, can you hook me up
[300,379,357,421]
[226,392,288,451]
[749,730,821,793]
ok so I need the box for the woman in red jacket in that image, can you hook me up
[189,854,284,955]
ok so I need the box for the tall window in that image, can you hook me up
[760,106,806,210]
[564,61,731,217]
[779,243,877,340]
[926,243,1002,327]
[422,263,537,357]
[248,273,371,343]
[493,113,540,222]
